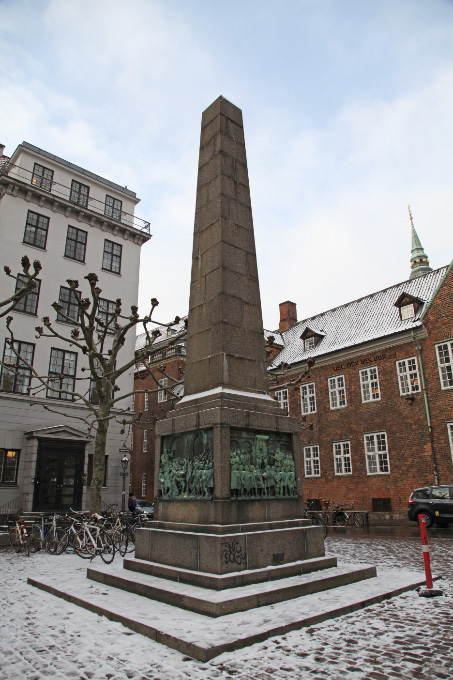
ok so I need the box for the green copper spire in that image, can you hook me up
[409,205,432,279]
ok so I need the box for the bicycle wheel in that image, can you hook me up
[113,528,128,557]
[9,523,22,553]
[352,512,364,527]
[99,529,115,564]
[311,515,328,539]
[74,529,95,559]
[46,528,68,555]
[28,524,42,552]
[333,511,348,526]
[22,529,30,557]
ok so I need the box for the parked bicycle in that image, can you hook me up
[304,500,328,538]
[331,502,365,527]
[8,515,30,556]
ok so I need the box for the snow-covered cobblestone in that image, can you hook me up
[0,533,452,680]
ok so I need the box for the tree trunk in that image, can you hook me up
[89,408,109,515]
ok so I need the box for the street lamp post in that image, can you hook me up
[120,454,129,512]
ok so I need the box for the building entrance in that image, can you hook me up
[33,440,85,511]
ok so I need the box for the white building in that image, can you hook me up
[0,141,151,514]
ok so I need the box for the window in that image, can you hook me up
[275,388,289,413]
[14,275,41,315]
[436,341,453,389]
[141,473,147,497]
[364,432,390,475]
[96,297,117,334]
[64,225,87,262]
[57,286,78,323]
[300,382,316,414]
[0,449,20,484]
[397,357,421,395]
[328,375,347,409]
[448,423,453,463]
[70,179,89,208]
[360,367,380,402]
[87,454,108,487]
[105,195,122,221]
[47,348,77,400]
[304,445,320,477]
[144,392,149,411]
[102,239,122,274]
[304,336,315,351]
[0,340,34,394]
[31,163,53,192]
[143,430,148,452]
[89,376,99,404]
[23,210,49,249]
[401,304,415,320]
[158,378,168,403]
[333,441,352,475]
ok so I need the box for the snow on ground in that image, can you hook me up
[0,532,452,680]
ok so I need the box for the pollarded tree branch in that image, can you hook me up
[1,256,42,318]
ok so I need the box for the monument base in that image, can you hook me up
[134,518,323,577]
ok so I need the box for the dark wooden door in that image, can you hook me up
[34,440,85,512]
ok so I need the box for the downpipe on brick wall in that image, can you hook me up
[411,331,439,485]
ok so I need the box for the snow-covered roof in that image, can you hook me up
[135,318,187,352]
[270,266,449,368]
[263,329,285,346]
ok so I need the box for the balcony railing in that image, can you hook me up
[0,161,150,234]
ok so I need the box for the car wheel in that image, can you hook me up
[419,512,434,528]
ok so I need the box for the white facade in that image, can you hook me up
[0,142,151,513]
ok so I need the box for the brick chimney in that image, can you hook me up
[279,301,297,332]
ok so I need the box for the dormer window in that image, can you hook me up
[300,326,325,352]
[394,292,423,321]
[401,303,415,320]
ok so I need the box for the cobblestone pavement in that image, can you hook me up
[0,532,452,680]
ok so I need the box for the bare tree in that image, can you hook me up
[1,256,42,318]
[3,272,185,514]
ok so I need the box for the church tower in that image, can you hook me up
[409,205,432,279]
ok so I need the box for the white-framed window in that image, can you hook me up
[436,341,453,389]
[158,378,168,403]
[304,445,320,477]
[143,430,148,453]
[300,382,316,414]
[397,357,421,395]
[304,336,315,351]
[333,441,352,475]
[275,388,289,413]
[141,473,147,498]
[364,432,390,475]
[447,423,453,465]
[328,375,347,409]
[144,392,149,411]
[401,303,415,320]
[360,366,380,402]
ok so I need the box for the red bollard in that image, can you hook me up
[417,514,443,597]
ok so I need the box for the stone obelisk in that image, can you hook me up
[153,96,304,526]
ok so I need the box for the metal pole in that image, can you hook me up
[121,472,126,512]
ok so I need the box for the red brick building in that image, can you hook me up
[268,261,453,518]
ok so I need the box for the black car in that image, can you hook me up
[408,485,453,528]
[134,499,154,518]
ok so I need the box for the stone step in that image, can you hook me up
[123,555,338,590]
[86,562,377,616]
[28,563,429,662]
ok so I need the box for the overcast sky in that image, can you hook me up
[1,0,452,330]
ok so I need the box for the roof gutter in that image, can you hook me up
[411,331,439,485]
